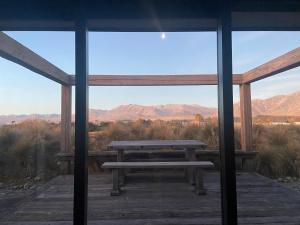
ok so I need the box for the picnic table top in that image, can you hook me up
[107,140,207,150]
[102,161,214,168]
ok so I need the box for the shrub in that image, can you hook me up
[2,118,300,181]
[254,125,300,178]
[0,120,60,182]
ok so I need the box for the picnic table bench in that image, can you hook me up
[102,161,214,196]
[56,150,256,174]
[107,140,207,184]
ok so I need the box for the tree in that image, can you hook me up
[194,114,204,126]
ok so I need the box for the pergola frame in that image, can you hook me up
[1,32,300,154]
[1,1,300,225]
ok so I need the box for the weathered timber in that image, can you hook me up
[107,140,207,150]
[107,140,207,186]
[1,172,300,225]
[35,134,46,180]
[102,161,214,169]
[69,75,243,86]
[242,47,300,83]
[56,150,257,173]
[102,161,214,196]
[0,32,70,85]
[239,84,253,151]
[60,85,72,153]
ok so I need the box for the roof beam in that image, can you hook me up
[242,47,300,83]
[70,74,242,86]
[1,1,300,31]
[232,12,300,31]
[0,32,70,85]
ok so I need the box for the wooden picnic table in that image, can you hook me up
[107,140,207,184]
[107,140,206,150]
[107,139,207,162]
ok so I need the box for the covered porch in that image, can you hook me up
[1,1,300,225]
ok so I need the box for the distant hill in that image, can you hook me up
[0,104,217,124]
[1,91,300,124]
[234,91,300,117]
[0,114,61,125]
[90,104,218,121]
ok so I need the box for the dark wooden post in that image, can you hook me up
[217,0,238,225]
[73,18,89,225]
[240,83,253,151]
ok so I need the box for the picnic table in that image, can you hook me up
[107,140,207,184]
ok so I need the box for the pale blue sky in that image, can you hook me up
[0,31,300,115]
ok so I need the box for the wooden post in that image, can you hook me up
[117,150,125,185]
[61,85,72,153]
[35,134,45,180]
[217,0,238,224]
[239,83,253,151]
[185,148,197,184]
[111,169,121,196]
[195,168,206,195]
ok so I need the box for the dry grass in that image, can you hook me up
[1,119,300,181]
[0,120,60,181]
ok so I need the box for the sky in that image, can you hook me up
[0,31,300,115]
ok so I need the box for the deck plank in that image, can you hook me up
[1,172,300,225]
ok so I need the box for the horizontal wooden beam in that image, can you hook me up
[2,30,299,86]
[70,74,243,86]
[0,32,70,85]
[242,47,300,83]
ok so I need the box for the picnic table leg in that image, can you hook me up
[185,148,196,185]
[67,160,71,174]
[111,168,121,196]
[195,168,206,195]
[117,150,125,186]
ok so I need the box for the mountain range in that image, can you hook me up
[234,91,300,117]
[1,91,300,124]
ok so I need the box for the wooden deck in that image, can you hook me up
[1,172,300,225]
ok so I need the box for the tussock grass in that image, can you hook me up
[0,120,60,182]
[1,119,300,181]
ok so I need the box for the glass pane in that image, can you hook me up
[0,31,75,223]
[87,32,222,224]
[233,31,300,224]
